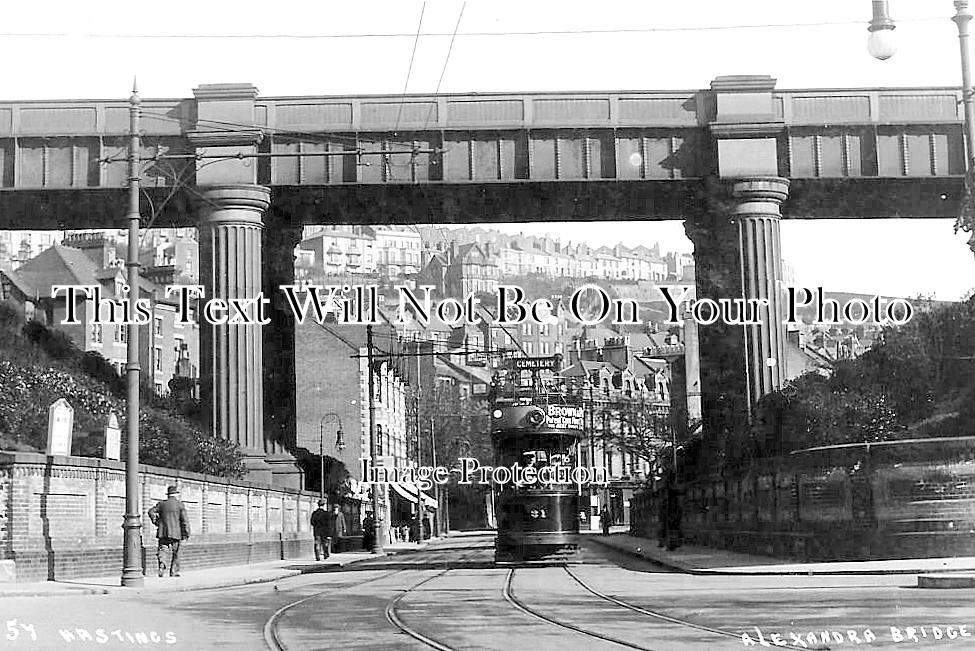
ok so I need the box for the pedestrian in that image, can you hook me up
[310,499,329,560]
[600,505,611,536]
[657,487,669,548]
[324,503,347,556]
[665,485,683,551]
[409,514,420,544]
[362,511,376,551]
[147,485,190,578]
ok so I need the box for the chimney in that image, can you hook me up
[63,232,113,268]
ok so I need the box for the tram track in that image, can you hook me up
[266,539,814,651]
[503,568,654,650]
[560,565,815,651]
[382,545,493,651]
[263,567,407,651]
[266,543,491,651]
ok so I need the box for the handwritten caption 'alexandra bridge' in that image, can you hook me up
[741,624,972,647]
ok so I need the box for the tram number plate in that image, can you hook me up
[528,507,548,519]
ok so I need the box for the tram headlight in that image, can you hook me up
[525,408,545,428]
[492,409,504,419]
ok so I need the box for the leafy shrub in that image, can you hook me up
[0,318,246,478]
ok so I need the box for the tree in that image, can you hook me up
[592,397,673,477]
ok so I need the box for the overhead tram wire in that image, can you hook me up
[125,111,436,167]
[0,17,948,40]
[392,1,426,137]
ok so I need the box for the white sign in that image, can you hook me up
[46,398,74,457]
[543,404,585,431]
[104,413,121,461]
[589,495,599,507]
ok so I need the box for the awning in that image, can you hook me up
[389,482,438,510]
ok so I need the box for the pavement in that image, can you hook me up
[0,538,436,598]
[585,526,975,586]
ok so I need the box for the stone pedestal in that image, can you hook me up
[733,176,790,405]
[197,184,272,482]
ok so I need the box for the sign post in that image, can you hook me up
[46,398,74,457]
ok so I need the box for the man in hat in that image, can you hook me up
[148,485,190,577]
[310,499,329,560]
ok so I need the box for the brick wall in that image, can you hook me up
[0,452,319,582]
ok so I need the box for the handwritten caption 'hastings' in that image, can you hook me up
[3,619,176,645]
[742,624,972,647]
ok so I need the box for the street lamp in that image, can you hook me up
[868,1,975,246]
[867,0,897,60]
[319,413,345,501]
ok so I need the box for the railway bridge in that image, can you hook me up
[0,74,965,485]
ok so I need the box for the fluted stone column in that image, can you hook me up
[198,184,271,482]
[733,176,789,405]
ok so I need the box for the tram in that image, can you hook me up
[491,356,586,562]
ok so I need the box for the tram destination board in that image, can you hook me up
[509,355,563,371]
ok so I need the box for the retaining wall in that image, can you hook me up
[0,452,319,582]
[631,437,975,561]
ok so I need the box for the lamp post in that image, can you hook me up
[869,2,975,247]
[120,83,143,588]
[319,413,345,500]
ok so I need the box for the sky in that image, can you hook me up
[4,0,975,299]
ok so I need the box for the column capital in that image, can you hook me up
[196,184,271,225]
[732,176,790,218]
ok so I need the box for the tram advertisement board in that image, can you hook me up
[543,404,584,430]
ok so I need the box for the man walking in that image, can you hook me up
[310,499,329,560]
[324,503,347,556]
[148,485,190,577]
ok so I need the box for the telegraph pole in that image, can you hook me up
[429,415,441,536]
[366,325,384,554]
[121,81,144,588]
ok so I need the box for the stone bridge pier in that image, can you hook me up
[191,85,302,488]
[684,76,792,456]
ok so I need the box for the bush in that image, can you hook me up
[79,350,125,396]
[0,342,246,478]
[23,320,79,361]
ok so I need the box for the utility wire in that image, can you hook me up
[421,2,465,133]
[0,17,946,40]
[393,1,427,138]
[137,110,428,156]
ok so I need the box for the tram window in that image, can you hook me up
[522,450,549,466]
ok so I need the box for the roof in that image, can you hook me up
[633,355,668,374]
[15,244,100,292]
[437,355,492,385]
[0,268,37,299]
[560,359,613,377]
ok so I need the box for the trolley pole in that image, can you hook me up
[120,82,144,588]
[367,325,384,554]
